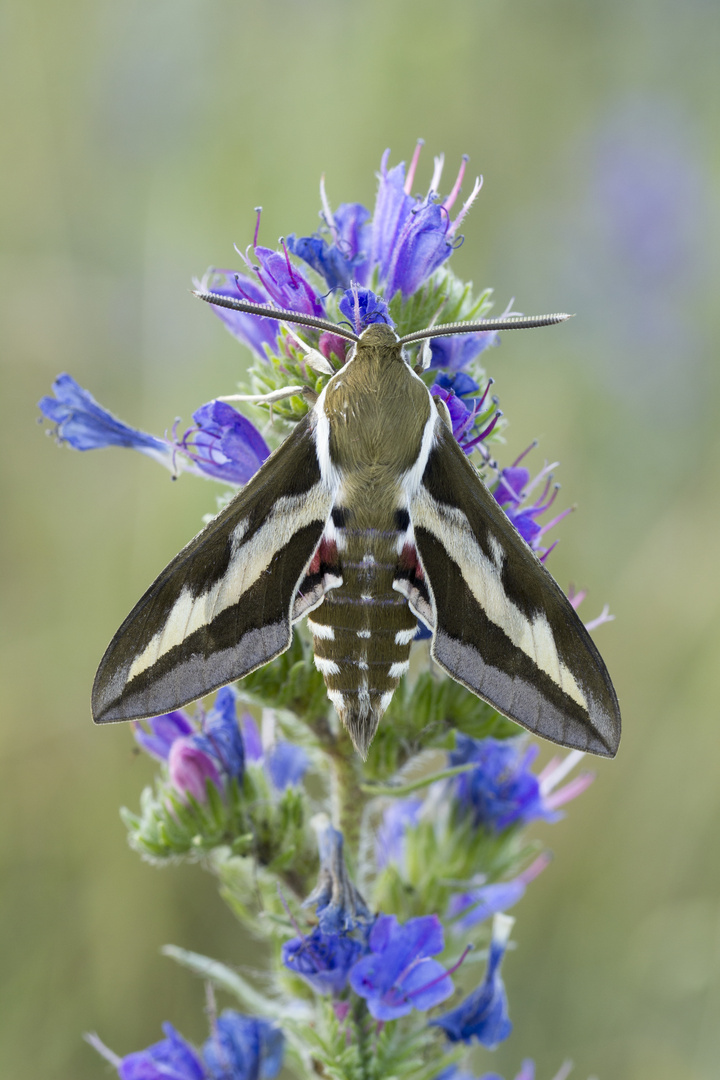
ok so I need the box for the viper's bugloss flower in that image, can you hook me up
[39,375,175,467]
[39,375,270,487]
[436,1062,542,1080]
[133,711,195,761]
[197,270,281,360]
[133,688,245,801]
[449,735,558,831]
[430,378,499,455]
[348,913,454,1021]
[338,286,393,333]
[87,1011,284,1080]
[168,738,222,804]
[493,446,573,559]
[303,818,371,934]
[372,146,480,299]
[287,200,371,291]
[432,914,513,1048]
[448,852,552,930]
[203,1011,284,1080]
[375,797,422,870]
[429,330,498,373]
[282,924,368,996]
[86,1023,205,1080]
[288,143,481,303]
[253,244,325,318]
[264,741,309,790]
[176,401,270,486]
[240,713,309,791]
[283,817,372,994]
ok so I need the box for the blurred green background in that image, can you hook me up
[2,0,719,1077]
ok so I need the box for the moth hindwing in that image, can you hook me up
[93,321,620,760]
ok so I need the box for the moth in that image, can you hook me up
[92,295,621,759]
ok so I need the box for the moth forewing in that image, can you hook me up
[410,418,621,757]
[92,413,334,725]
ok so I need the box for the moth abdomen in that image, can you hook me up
[305,515,418,757]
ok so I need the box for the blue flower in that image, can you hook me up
[303,819,371,935]
[195,687,246,781]
[264,741,309,790]
[203,1011,284,1080]
[87,1013,284,1080]
[432,915,513,1049]
[429,331,498,374]
[375,798,422,871]
[338,286,393,333]
[176,400,270,486]
[282,818,372,994]
[239,713,309,790]
[448,853,551,930]
[196,270,281,360]
[282,924,368,996]
[349,913,454,1021]
[39,375,174,466]
[449,735,555,831]
[287,199,372,292]
[39,375,269,487]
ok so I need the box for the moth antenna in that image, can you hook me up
[398,312,573,345]
[192,289,360,343]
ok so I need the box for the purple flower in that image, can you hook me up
[202,1011,284,1080]
[282,924,368,996]
[338,286,393,333]
[168,738,222,804]
[375,798,422,871]
[432,915,513,1048]
[39,375,174,467]
[133,712,195,761]
[450,735,555,831]
[448,853,551,930]
[133,689,245,801]
[197,270,280,360]
[86,1023,205,1080]
[252,243,325,318]
[348,914,454,1021]
[177,401,270,486]
[430,379,500,455]
[492,446,573,559]
[371,145,482,299]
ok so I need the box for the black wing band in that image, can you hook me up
[411,421,621,757]
[92,414,333,723]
